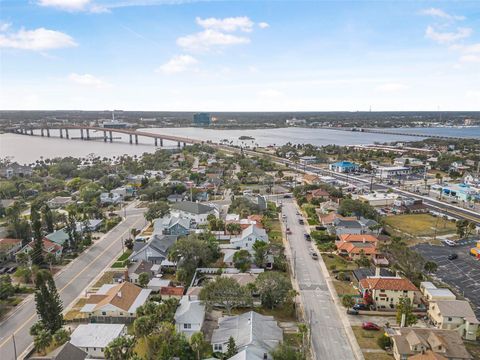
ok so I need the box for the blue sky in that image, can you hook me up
[1,0,479,111]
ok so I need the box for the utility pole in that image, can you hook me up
[12,334,17,360]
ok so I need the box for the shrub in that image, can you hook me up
[377,334,391,350]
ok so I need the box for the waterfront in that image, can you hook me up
[1,126,479,164]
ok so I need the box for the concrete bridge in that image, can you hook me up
[10,125,203,147]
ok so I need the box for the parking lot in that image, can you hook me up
[413,242,480,317]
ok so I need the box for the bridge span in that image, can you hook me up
[10,125,203,147]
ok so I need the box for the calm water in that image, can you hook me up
[1,127,479,164]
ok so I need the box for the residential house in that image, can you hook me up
[230,225,269,251]
[174,295,206,339]
[244,194,267,211]
[420,283,456,302]
[329,161,359,173]
[45,229,70,246]
[211,311,283,359]
[167,193,185,203]
[330,217,380,236]
[0,163,32,178]
[30,342,87,360]
[170,201,217,226]
[19,238,63,259]
[153,215,190,236]
[111,186,135,199]
[407,350,447,360]
[75,219,103,233]
[0,238,22,263]
[306,188,330,202]
[303,174,321,185]
[147,278,171,292]
[129,234,177,264]
[389,327,472,360]
[127,260,157,284]
[428,300,478,341]
[100,192,122,205]
[47,196,73,209]
[160,286,184,299]
[450,162,470,173]
[359,274,420,310]
[335,234,388,265]
[80,281,151,322]
[70,324,126,359]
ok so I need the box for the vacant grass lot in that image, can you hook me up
[384,214,456,238]
[363,353,394,360]
[322,254,358,272]
[352,326,385,350]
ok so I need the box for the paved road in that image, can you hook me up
[0,203,146,360]
[281,199,356,360]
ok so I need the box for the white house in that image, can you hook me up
[211,311,283,359]
[69,324,126,359]
[230,225,268,251]
[100,192,122,205]
[428,300,479,341]
[170,201,217,226]
[174,295,206,339]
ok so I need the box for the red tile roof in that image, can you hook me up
[160,286,184,296]
[360,277,419,292]
[338,234,379,243]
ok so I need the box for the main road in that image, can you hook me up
[281,198,359,360]
[0,202,147,360]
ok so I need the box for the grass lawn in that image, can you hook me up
[64,298,88,321]
[117,250,132,262]
[322,254,358,272]
[268,218,283,245]
[93,271,117,287]
[363,353,394,360]
[384,214,456,238]
[284,332,302,348]
[352,326,384,350]
[332,279,358,297]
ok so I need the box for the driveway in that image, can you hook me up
[413,242,480,317]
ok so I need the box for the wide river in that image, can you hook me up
[1,126,479,164]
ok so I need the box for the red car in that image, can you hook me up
[362,322,380,331]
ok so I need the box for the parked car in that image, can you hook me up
[315,225,326,231]
[346,309,359,315]
[448,253,458,260]
[304,233,311,241]
[298,219,304,225]
[353,303,369,311]
[310,251,318,260]
[362,322,381,331]
[283,194,291,198]
[286,228,292,235]
[443,240,456,247]
[282,214,287,219]
[6,266,17,274]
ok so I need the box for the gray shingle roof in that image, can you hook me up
[171,201,215,215]
[434,300,478,322]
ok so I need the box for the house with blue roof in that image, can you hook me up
[329,161,359,173]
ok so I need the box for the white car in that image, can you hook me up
[443,240,456,247]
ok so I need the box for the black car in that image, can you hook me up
[353,303,369,311]
[6,266,17,274]
[283,194,291,198]
[315,226,326,231]
[304,233,311,241]
[448,253,458,260]
[347,309,359,315]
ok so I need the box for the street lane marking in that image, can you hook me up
[0,216,144,351]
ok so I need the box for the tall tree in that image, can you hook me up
[199,277,252,315]
[190,332,210,360]
[225,337,238,358]
[42,204,54,233]
[396,297,417,327]
[255,272,292,309]
[252,240,270,268]
[233,250,252,272]
[30,206,44,266]
[34,270,63,333]
[104,336,136,360]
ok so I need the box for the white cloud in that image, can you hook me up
[156,55,198,74]
[0,27,77,51]
[177,29,249,52]
[425,26,472,44]
[460,54,480,63]
[375,83,408,93]
[38,0,91,11]
[257,89,283,98]
[420,8,465,21]
[68,73,110,88]
[0,23,11,32]
[196,16,254,33]
[258,22,270,29]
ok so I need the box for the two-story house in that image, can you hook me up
[170,201,217,226]
[428,300,478,341]
[174,295,206,339]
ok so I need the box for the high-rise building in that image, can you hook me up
[193,113,211,126]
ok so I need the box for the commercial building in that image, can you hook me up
[374,166,411,179]
[193,113,211,126]
[329,161,359,173]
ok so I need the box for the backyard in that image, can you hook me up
[351,326,393,360]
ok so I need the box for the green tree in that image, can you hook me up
[342,295,355,308]
[144,201,170,222]
[424,261,438,273]
[42,204,54,233]
[271,343,305,360]
[53,328,70,346]
[104,336,136,360]
[199,277,252,315]
[396,297,417,327]
[226,222,242,235]
[34,328,52,355]
[138,272,150,288]
[145,322,194,360]
[34,270,64,333]
[134,315,155,339]
[0,275,15,300]
[30,206,44,266]
[252,240,270,268]
[225,336,238,358]
[233,250,252,272]
[190,332,210,360]
[255,271,292,309]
